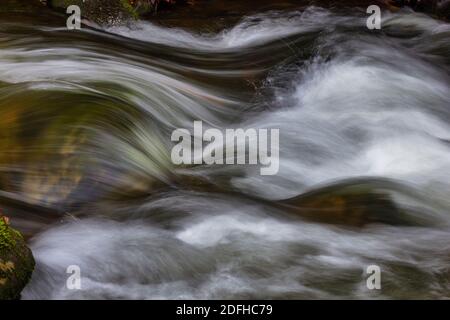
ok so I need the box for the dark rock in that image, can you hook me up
[279,178,434,227]
[390,0,450,19]
[48,0,185,25]
[49,0,138,26]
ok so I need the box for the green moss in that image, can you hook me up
[0,219,17,251]
[120,0,139,19]
[0,220,34,300]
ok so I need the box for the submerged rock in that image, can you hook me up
[0,213,35,300]
[279,179,435,227]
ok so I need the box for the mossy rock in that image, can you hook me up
[0,217,35,300]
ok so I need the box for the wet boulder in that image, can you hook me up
[0,214,35,300]
[279,178,434,227]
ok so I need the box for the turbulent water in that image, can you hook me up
[0,5,449,299]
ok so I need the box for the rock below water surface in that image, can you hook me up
[279,179,435,227]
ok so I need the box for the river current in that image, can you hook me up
[0,4,449,299]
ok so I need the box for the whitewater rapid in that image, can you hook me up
[0,7,448,299]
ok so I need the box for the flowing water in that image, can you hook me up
[1,3,449,299]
